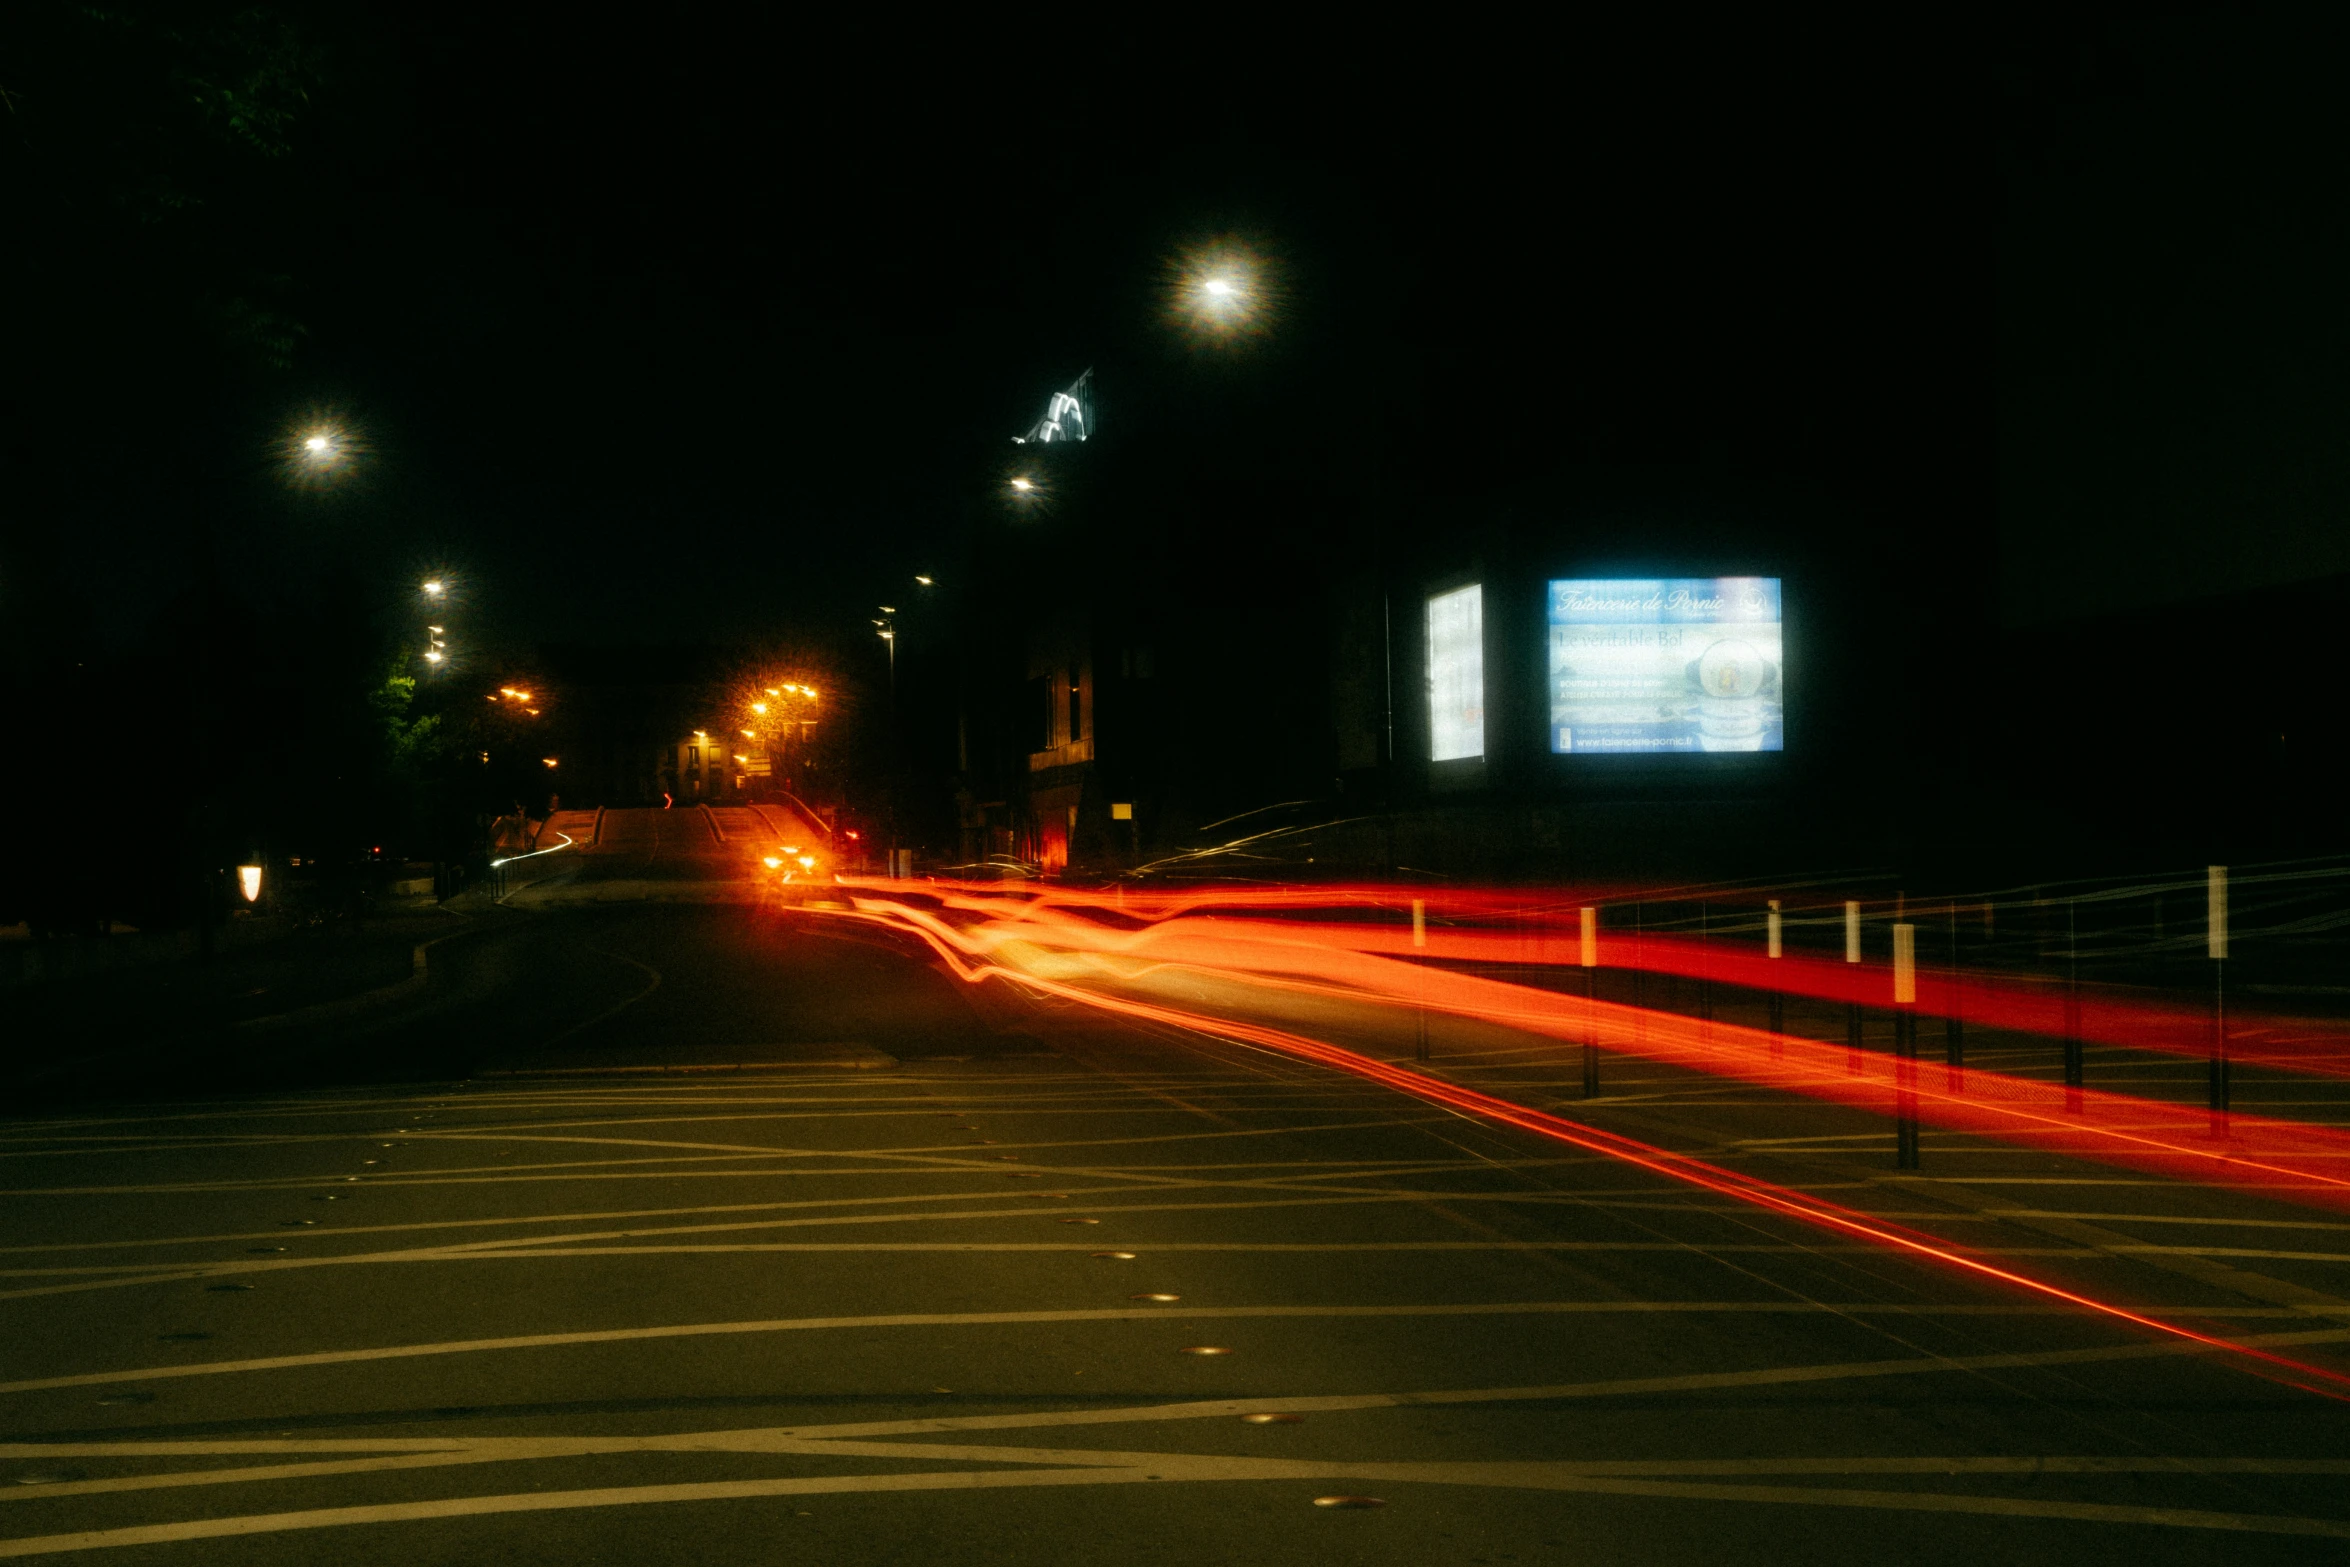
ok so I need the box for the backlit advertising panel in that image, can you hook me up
[1548,578,1783,754]
[1426,583,1484,761]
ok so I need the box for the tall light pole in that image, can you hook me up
[189,419,365,958]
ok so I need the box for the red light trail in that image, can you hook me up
[936,882,2350,1080]
[823,881,2350,1200]
[800,879,2350,1402]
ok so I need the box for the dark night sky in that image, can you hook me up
[2000,17,2350,623]
[24,15,2350,662]
[18,11,2350,880]
[1,12,1993,669]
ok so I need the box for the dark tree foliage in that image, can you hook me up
[0,7,482,931]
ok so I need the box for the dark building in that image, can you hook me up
[940,366,1990,883]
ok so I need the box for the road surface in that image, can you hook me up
[4,812,2348,1563]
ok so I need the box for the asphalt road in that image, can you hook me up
[5,814,2350,1563]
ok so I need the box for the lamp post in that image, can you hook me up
[189,421,364,959]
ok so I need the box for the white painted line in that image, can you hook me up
[7,1301,2347,1401]
[5,1451,2350,1556]
[0,1468,1146,1558]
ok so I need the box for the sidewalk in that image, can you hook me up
[0,907,473,1100]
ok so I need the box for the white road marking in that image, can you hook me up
[0,1181,1859,1259]
[28,1174,2098,1303]
[5,1452,2350,1556]
[6,1299,2346,1400]
[0,1467,1156,1558]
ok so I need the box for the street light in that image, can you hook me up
[423,580,444,596]
[283,420,363,488]
[1170,240,1272,342]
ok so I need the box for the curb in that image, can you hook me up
[232,920,475,1033]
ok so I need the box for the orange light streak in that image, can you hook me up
[847,879,2350,1079]
[844,880,2350,1212]
[808,892,2350,1403]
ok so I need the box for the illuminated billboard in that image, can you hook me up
[1548,578,1782,754]
[1426,583,1484,761]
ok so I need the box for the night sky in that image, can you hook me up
[23,17,2347,661]
[5,14,1980,665]
[10,12,2350,887]
[2000,18,2350,623]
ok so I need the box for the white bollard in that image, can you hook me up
[1579,906,1598,968]
[1892,922,1916,1005]
[1412,899,1427,950]
[1845,900,1862,964]
[1767,899,1782,960]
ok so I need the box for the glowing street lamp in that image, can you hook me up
[284,421,363,487]
[236,865,264,903]
[422,580,444,596]
[1170,240,1272,342]
[1185,271,1249,325]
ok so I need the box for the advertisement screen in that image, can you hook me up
[1426,583,1484,761]
[1548,578,1783,754]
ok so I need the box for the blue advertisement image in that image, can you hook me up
[1548,578,1783,754]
